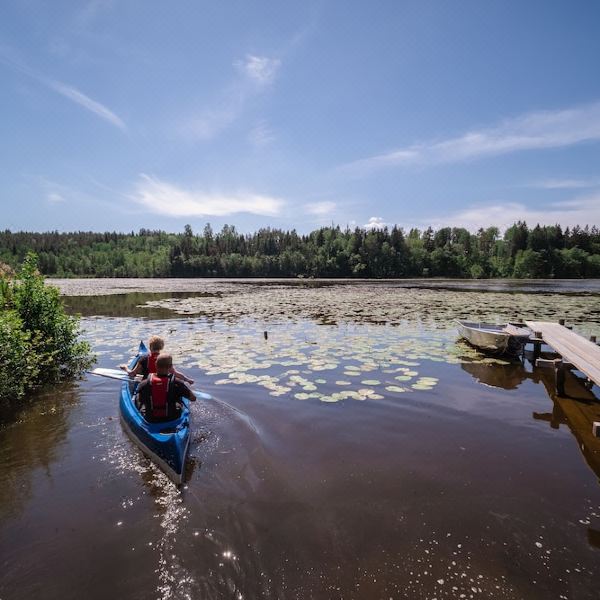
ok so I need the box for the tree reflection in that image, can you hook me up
[0,383,81,521]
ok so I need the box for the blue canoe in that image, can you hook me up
[119,342,191,485]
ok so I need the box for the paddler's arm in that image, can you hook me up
[176,379,196,402]
[171,366,194,385]
[119,360,143,378]
[134,379,148,410]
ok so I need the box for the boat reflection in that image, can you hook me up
[588,528,600,550]
[461,360,530,390]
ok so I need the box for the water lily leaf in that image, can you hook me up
[385,385,408,393]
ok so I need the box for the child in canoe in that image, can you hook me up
[120,335,194,384]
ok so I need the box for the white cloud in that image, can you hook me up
[427,193,600,232]
[342,102,600,175]
[132,174,284,217]
[527,178,599,190]
[305,201,336,216]
[180,54,281,141]
[364,216,390,230]
[0,50,126,131]
[183,105,239,141]
[235,55,281,86]
[47,192,66,204]
[47,80,126,130]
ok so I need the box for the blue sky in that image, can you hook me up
[1,0,600,233]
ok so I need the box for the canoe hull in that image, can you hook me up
[119,381,191,485]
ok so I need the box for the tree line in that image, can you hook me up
[1,222,599,279]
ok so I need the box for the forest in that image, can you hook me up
[1,222,599,279]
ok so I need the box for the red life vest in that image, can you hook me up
[149,373,171,419]
[148,351,159,374]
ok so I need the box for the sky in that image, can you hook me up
[1,0,600,234]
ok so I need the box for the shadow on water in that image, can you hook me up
[63,291,221,319]
[0,382,82,521]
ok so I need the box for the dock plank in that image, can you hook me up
[525,321,600,385]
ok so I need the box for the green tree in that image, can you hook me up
[555,247,589,278]
[513,249,546,278]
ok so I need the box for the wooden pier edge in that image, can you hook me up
[525,320,600,397]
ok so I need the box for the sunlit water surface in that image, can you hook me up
[1,279,600,599]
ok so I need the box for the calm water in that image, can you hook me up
[1,279,600,600]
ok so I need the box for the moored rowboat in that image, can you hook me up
[455,320,531,355]
[118,342,191,485]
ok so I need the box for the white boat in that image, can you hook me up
[455,320,531,354]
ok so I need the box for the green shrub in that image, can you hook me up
[0,253,95,403]
[0,312,37,401]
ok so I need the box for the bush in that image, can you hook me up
[0,312,37,401]
[0,253,95,403]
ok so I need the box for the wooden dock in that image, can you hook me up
[525,320,600,394]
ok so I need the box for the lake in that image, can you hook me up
[1,278,600,599]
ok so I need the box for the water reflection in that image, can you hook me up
[588,528,600,549]
[532,367,600,484]
[461,349,600,489]
[461,360,530,390]
[0,382,81,520]
[3,280,600,599]
[63,291,221,319]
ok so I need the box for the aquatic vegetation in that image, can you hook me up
[77,280,600,405]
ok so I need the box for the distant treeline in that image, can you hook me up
[1,222,600,279]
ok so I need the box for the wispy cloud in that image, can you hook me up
[180,54,281,141]
[235,54,281,86]
[46,80,126,130]
[427,193,600,232]
[33,176,124,213]
[526,178,600,190]
[342,102,600,175]
[0,50,126,131]
[47,192,66,204]
[183,105,240,141]
[132,174,284,217]
[75,0,115,29]
[305,201,336,216]
[248,120,276,148]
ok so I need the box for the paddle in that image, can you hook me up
[88,367,213,401]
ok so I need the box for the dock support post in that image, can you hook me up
[532,331,543,361]
[552,360,573,396]
[555,361,566,396]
